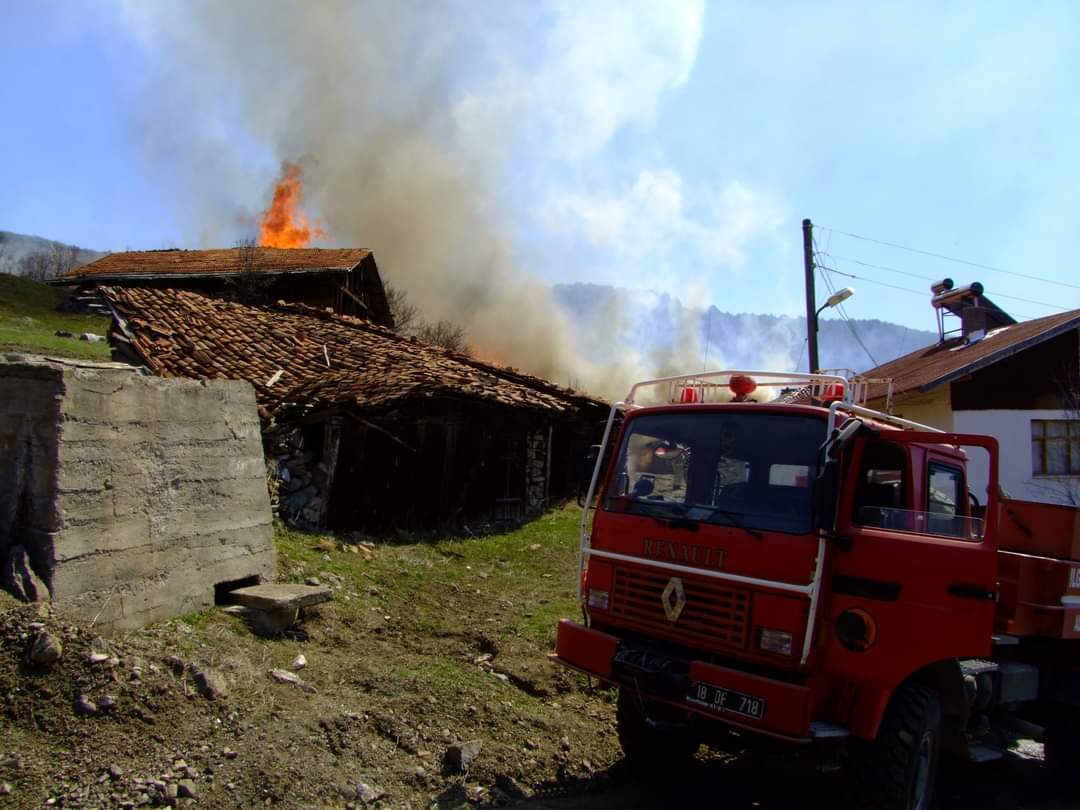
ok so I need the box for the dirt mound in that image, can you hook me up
[0,511,623,808]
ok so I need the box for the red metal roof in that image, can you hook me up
[862,308,1080,401]
[99,286,604,421]
[60,247,370,280]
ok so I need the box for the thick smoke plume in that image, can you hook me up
[126,1,707,398]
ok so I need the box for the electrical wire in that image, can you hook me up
[821,252,1069,313]
[819,225,1080,292]
[813,245,880,366]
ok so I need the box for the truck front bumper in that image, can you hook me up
[551,619,815,742]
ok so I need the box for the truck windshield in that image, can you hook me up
[601,411,824,535]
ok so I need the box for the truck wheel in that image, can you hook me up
[1044,712,1080,798]
[616,687,698,770]
[849,684,942,810]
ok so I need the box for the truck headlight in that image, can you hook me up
[587,588,610,610]
[757,628,794,656]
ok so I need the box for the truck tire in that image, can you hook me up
[849,683,942,810]
[1044,712,1080,798]
[616,687,698,771]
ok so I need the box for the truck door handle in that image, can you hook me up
[947,583,998,601]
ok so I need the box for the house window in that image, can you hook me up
[1031,419,1080,476]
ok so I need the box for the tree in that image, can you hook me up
[383,281,471,355]
[48,242,80,278]
[384,281,418,335]
[224,237,273,304]
[17,251,53,281]
[415,319,470,355]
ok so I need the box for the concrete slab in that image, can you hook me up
[226,583,332,612]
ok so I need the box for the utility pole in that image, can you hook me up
[803,218,818,373]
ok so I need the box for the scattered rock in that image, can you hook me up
[98,694,118,712]
[357,783,384,804]
[190,665,228,700]
[165,655,186,675]
[223,748,238,760]
[527,543,542,551]
[108,765,124,781]
[74,695,98,716]
[445,739,483,772]
[269,668,316,693]
[79,332,105,342]
[0,783,10,796]
[177,780,197,799]
[305,576,321,587]
[1,755,25,771]
[290,653,307,671]
[29,630,63,664]
[54,330,74,338]
[560,735,572,751]
[339,784,358,801]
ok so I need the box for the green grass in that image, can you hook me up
[275,505,583,646]
[0,273,111,359]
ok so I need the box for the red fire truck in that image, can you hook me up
[552,370,1079,810]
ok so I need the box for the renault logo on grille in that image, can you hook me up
[661,577,687,622]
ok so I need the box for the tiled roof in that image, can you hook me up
[60,247,370,280]
[99,286,603,421]
[861,308,1080,401]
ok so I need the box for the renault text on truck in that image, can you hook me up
[552,370,1080,810]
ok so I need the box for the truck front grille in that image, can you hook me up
[610,565,750,653]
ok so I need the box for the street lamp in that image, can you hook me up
[809,287,855,373]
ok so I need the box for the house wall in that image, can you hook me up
[0,356,275,631]
[954,408,1076,505]
[877,388,955,431]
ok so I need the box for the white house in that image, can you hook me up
[861,282,1080,506]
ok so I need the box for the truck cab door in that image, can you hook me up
[824,432,1000,689]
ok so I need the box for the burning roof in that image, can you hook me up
[57,247,370,282]
[99,286,604,422]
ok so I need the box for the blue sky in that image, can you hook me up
[3,1,1080,334]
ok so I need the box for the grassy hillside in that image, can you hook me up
[0,273,111,360]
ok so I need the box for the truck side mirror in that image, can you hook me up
[813,459,840,532]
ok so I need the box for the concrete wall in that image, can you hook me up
[0,355,275,631]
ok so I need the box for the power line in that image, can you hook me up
[822,252,1069,313]
[814,251,879,367]
[819,225,1080,293]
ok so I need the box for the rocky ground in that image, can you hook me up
[0,507,1072,809]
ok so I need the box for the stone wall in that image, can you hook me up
[0,355,275,631]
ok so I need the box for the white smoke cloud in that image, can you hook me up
[540,169,787,293]
[112,0,770,398]
[453,1,704,161]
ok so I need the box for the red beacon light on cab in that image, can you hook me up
[678,386,700,403]
[729,374,757,401]
[821,382,845,403]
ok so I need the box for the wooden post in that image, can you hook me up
[803,218,819,374]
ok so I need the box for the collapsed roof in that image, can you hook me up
[99,285,605,423]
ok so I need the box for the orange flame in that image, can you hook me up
[258,161,326,248]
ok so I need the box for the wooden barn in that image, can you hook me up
[98,285,606,533]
